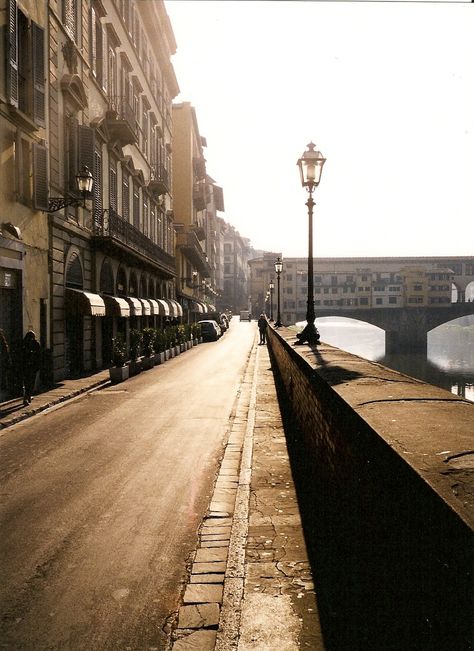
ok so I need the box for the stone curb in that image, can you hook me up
[0,378,111,429]
[171,337,259,651]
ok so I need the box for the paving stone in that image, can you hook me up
[177,603,220,629]
[200,540,229,548]
[194,547,228,563]
[190,573,225,584]
[201,526,231,536]
[200,532,230,541]
[192,562,226,574]
[203,517,232,527]
[183,583,223,604]
[173,629,217,650]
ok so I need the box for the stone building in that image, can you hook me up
[0,0,50,385]
[46,0,179,380]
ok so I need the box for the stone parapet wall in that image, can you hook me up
[266,325,473,650]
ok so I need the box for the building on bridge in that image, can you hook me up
[248,256,474,352]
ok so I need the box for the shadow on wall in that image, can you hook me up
[268,349,473,651]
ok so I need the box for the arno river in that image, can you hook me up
[297,316,474,403]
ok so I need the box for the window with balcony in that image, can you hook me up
[122,172,130,222]
[132,182,140,229]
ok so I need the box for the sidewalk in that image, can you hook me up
[0,369,111,429]
[172,342,324,650]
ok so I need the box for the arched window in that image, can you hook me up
[99,258,114,294]
[65,250,84,288]
[116,266,127,295]
[129,271,138,296]
[149,278,155,298]
[140,275,147,298]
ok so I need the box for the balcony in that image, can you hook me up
[193,184,207,212]
[176,229,211,277]
[93,208,175,276]
[148,164,169,196]
[104,96,139,146]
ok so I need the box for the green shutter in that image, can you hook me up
[33,143,49,211]
[32,22,46,127]
[7,0,19,108]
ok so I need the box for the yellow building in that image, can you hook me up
[0,0,50,393]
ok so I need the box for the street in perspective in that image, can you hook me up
[0,322,256,649]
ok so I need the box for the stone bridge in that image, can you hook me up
[299,302,474,353]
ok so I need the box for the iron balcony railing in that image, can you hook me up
[105,96,139,143]
[148,164,169,195]
[93,208,175,274]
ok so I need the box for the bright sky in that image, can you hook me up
[165,0,474,258]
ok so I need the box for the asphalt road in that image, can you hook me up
[0,320,256,650]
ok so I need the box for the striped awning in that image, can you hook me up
[102,295,130,317]
[65,288,106,317]
[190,300,205,313]
[207,304,216,312]
[139,298,151,316]
[164,299,183,318]
[124,296,143,316]
[147,299,160,315]
[155,299,170,316]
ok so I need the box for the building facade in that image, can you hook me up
[249,256,474,325]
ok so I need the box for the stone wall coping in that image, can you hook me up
[268,326,474,529]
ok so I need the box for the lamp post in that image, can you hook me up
[295,142,326,345]
[47,165,94,212]
[269,279,274,322]
[274,257,283,328]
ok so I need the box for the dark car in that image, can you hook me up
[198,319,222,341]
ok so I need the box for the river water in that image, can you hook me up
[296,316,474,402]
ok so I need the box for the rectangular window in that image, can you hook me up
[376,298,383,305]
[389,296,397,304]
[122,173,130,221]
[109,161,117,212]
[360,297,369,305]
[143,196,149,237]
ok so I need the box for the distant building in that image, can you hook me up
[220,225,250,313]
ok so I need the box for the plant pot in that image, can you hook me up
[174,345,181,356]
[180,343,186,353]
[109,365,129,384]
[154,352,165,365]
[129,359,142,376]
[142,356,155,370]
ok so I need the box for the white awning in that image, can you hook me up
[65,288,106,317]
[191,301,204,313]
[124,296,143,316]
[102,295,131,317]
[147,299,160,315]
[164,299,183,318]
[139,298,151,316]
[155,299,170,316]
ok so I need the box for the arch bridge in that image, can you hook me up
[305,303,474,353]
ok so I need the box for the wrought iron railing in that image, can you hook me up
[93,208,175,273]
[106,96,139,139]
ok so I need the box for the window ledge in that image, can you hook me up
[6,105,39,133]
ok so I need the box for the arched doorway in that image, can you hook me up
[65,251,84,376]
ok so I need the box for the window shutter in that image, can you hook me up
[78,124,95,174]
[33,143,49,210]
[90,6,97,77]
[93,149,102,216]
[67,115,79,192]
[7,0,19,108]
[32,22,46,127]
[109,164,117,212]
[64,0,77,41]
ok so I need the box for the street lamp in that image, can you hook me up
[274,257,283,328]
[269,279,274,321]
[47,165,94,212]
[295,142,326,345]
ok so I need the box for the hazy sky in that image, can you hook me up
[165,0,474,258]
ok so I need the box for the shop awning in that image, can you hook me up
[124,296,143,316]
[207,304,216,313]
[65,288,106,316]
[155,299,170,316]
[102,295,130,317]
[163,298,183,318]
[147,299,160,315]
[190,300,204,313]
[138,298,151,316]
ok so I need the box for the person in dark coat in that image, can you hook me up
[0,329,12,396]
[257,314,267,344]
[21,330,41,406]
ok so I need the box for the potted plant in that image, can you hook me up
[109,335,129,384]
[153,328,166,365]
[177,325,186,352]
[129,329,143,375]
[142,327,155,369]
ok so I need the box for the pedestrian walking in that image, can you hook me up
[21,330,41,406]
[257,314,267,345]
[0,329,12,397]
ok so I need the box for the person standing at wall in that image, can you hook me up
[257,314,267,345]
[21,331,41,406]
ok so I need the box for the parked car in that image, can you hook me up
[198,319,222,341]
